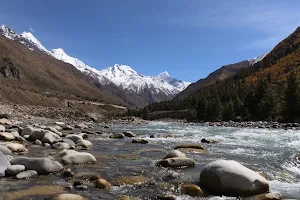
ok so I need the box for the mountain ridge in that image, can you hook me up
[0,24,190,106]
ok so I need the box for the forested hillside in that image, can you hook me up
[128,27,300,122]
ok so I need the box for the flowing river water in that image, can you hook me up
[1,121,300,199]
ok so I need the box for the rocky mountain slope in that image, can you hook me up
[176,52,268,99]
[0,25,132,107]
[0,25,190,107]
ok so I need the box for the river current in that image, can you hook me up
[1,121,300,199]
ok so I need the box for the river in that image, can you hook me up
[2,121,300,199]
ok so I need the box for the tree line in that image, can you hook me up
[125,70,300,122]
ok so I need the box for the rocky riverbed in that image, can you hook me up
[0,117,299,200]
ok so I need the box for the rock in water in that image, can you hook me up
[180,184,205,197]
[6,165,25,176]
[200,160,269,197]
[10,157,64,174]
[132,138,149,144]
[95,178,111,190]
[109,133,125,139]
[156,158,195,168]
[52,193,86,200]
[16,170,38,179]
[163,150,186,159]
[174,144,206,150]
[123,131,136,137]
[247,192,282,200]
[0,151,11,177]
[60,150,96,164]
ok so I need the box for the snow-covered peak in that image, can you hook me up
[249,52,269,65]
[50,48,94,72]
[0,24,18,40]
[100,64,140,79]
[20,32,48,53]
[156,71,170,80]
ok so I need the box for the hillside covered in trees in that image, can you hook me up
[127,27,300,122]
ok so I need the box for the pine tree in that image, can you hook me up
[283,71,300,122]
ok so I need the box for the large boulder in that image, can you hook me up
[164,150,186,159]
[0,125,5,132]
[10,157,64,174]
[156,157,195,168]
[0,151,11,177]
[60,150,96,164]
[0,132,15,141]
[200,160,269,197]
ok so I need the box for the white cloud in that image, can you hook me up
[30,27,34,32]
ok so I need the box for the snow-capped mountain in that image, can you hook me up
[97,64,191,95]
[249,52,269,65]
[0,24,191,104]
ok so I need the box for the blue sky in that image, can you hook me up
[0,0,300,82]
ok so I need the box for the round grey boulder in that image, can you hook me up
[10,157,64,174]
[200,159,269,197]
[0,151,11,177]
[6,165,25,176]
[16,170,37,179]
[156,157,195,168]
[164,150,186,159]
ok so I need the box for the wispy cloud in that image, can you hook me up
[29,27,34,32]
[164,0,300,50]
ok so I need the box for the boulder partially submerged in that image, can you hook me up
[200,159,269,197]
